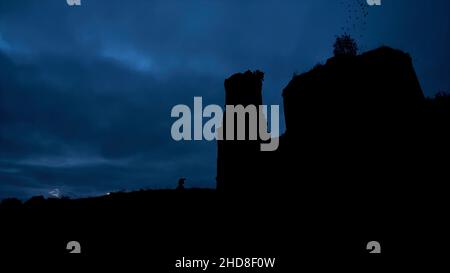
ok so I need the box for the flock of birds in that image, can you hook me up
[339,0,372,51]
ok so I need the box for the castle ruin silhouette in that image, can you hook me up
[216,47,437,210]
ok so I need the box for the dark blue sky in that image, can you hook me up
[1,0,449,199]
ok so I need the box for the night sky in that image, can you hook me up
[1,0,449,199]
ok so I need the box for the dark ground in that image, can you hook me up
[0,188,446,270]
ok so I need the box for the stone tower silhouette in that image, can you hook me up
[216,70,265,193]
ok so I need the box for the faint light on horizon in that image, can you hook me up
[49,188,61,198]
[18,155,131,168]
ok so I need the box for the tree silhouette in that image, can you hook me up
[333,34,358,56]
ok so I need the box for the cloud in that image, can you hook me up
[0,46,218,199]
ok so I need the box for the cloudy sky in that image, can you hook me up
[1,0,449,199]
